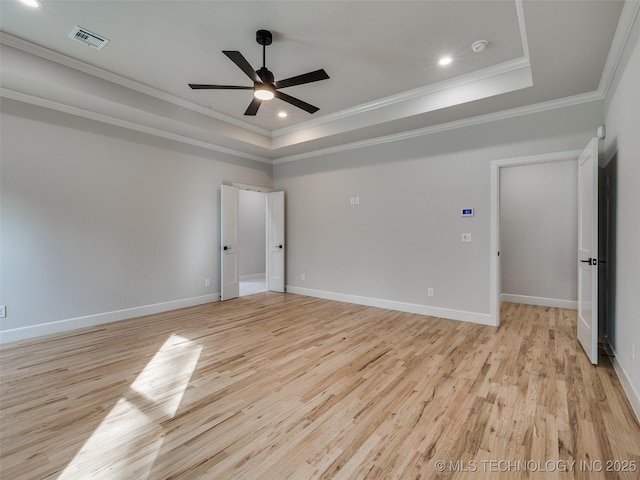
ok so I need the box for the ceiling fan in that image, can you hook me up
[189,30,330,116]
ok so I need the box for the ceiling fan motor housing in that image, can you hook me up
[257,66,275,84]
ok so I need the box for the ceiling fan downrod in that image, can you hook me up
[256,29,273,82]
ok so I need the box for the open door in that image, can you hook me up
[221,185,239,301]
[267,191,285,292]
[577,138,599,364]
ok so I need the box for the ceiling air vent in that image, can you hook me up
[68,26,109,50]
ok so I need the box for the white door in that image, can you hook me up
[577,138,599,364]
[220,185,239,301]
[267,191,285,292]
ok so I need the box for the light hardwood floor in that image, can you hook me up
[1,294,639,479]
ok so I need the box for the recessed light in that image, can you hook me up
[278,111,288,118]
[438,56,453,66]
[18,0,40,7]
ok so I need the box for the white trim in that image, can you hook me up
[0,88,272,165]
[597,0,640,98]
[514,0,530,61]
[0,32,606,166]
[501,294,577,310]
[0,293,220,344]
[2,79,603,168]
[274,94,600,164]
[232,183,273,192]
[287,286,495,327]
[272,56,531,139]
[0,32,270,137]
[489,149,582,326]
[240,273,266,281]
[2,0,636,167]
[273,0,531,140]
[609,345,640,423]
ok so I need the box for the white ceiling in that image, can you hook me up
[0,0,632,162]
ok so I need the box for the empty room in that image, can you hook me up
[1,1,639,478]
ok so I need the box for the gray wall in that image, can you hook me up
[603,15,640,415]
[500,160,578,306]
[0,99,272,340]
[239,189,266,277]
[274,101,602,319]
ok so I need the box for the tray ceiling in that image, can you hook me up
[0,0,630,162]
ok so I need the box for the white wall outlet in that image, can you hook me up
[462,233,472,243]
[204,278,211,287]
[350,197,355,205]
[428,288,434,297]
[301,273,306,281]
[0,306,5,318]
[355,196,360,205]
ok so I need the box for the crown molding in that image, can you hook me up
[515,0,530,61]
[2,0,633,167]
[273,91,603,164]
[273,0,530,140]
[597,0,640,98]
[0,32,271,138]
[272,56,531,140]
[0,87,272,164]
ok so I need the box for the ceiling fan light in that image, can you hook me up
[254,85,274,101]
[18,0,40,7]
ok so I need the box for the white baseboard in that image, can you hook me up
[501,293,577,310]
[286,286,495,326]
[240,273,266,281]
[608,345,640,424]
[0,293,220,344]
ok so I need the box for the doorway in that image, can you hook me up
[220,184,285,301]
[599,156,617,346]
[499,160,578,310]
[239,189,267,297]
[489,149,583,326]
[490,140,602,366]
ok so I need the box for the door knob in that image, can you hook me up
[223,246,228,251]
[278,244,283,249]
[580,258,596,265]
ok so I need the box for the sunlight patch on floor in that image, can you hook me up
[58,334,202,479]
[131,334,202,417]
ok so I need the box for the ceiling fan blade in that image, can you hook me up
[223,51,261,83]
[274,91,319,114]
[189,84,253,90]
[244,97,262,116]
[274,69,330,89]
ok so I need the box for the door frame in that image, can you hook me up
[232,183,273,193]
[223,183,285,298]
[489,149,582,326]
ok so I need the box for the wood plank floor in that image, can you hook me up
[1,294,639,479]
